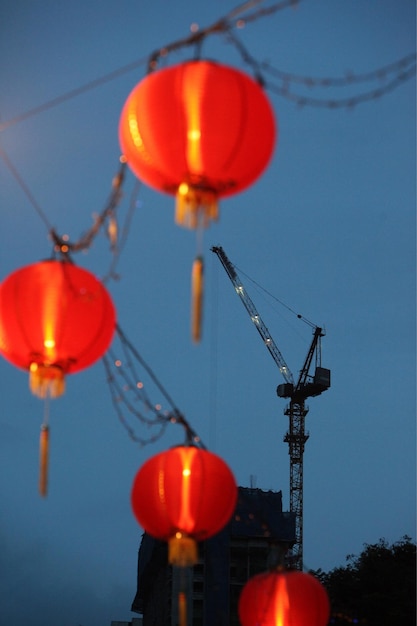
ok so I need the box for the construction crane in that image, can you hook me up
[211,245,330,570]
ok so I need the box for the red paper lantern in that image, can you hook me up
[119,60,276,229]
[0,259,116,398]
[238,568,330,626]
[131,445,238,566]
[120,60,276,343]
[0,259,116,496]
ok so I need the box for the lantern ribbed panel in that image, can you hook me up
[238,569,330,626]
[131,446,237,541]
[0,260,116,375]
[119,60,276,199]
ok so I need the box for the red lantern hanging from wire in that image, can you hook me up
[131,444,237,563]
[238,567,330,626]
[131,444,237,626]
[119,59,276,342]
[0,259,116,495]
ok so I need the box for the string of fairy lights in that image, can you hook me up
[0,0,415,449]
[103,324,206,447]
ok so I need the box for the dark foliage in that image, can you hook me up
[312,536,416,626]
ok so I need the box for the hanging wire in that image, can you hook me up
[226,27,416,106]
[102,179,142,283]
[262,53,417,88]
[102,352,169,446]
[49,159,128,257]
[263,55,416,109]
[234,0,302,24]
[227,0,265,20]
[103,324,206,448]
[0,55,149,133]
[146,0,303,71]
[0,145,133,272]
[0,146,54,231]
[226,28,267,85]
[1,132,149,307]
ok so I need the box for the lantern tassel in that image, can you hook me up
[29,364,65,399]
[39,424,50,497]
[178,591,187,626]
[176,184,218,229]
[169,535,197,625]
[191,255,204,343]
[173,565,191,626]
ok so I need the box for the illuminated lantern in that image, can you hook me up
[238,568,330,626]
[119,60,276,228]
[131,445,237,566]
[119,60,276,342]
[0,259,116,495]
[132,444,237,626]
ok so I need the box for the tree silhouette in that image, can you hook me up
[313,536,416,626]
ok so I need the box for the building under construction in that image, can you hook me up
[131,486,296,626]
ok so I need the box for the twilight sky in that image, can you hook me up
[0,1,415,625]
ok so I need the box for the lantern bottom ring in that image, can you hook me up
[168,534,198,567]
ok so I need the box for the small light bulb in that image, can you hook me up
[178,182,189,196]
[187,129,201,141]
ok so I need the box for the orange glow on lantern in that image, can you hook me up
[177,448,194,531]
[273,575,290,626]
[238,568,330,626]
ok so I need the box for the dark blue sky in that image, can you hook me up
[0,1,415,625]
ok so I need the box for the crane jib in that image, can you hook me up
[211,245,294,385]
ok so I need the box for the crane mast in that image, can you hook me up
[212,246,330,570]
